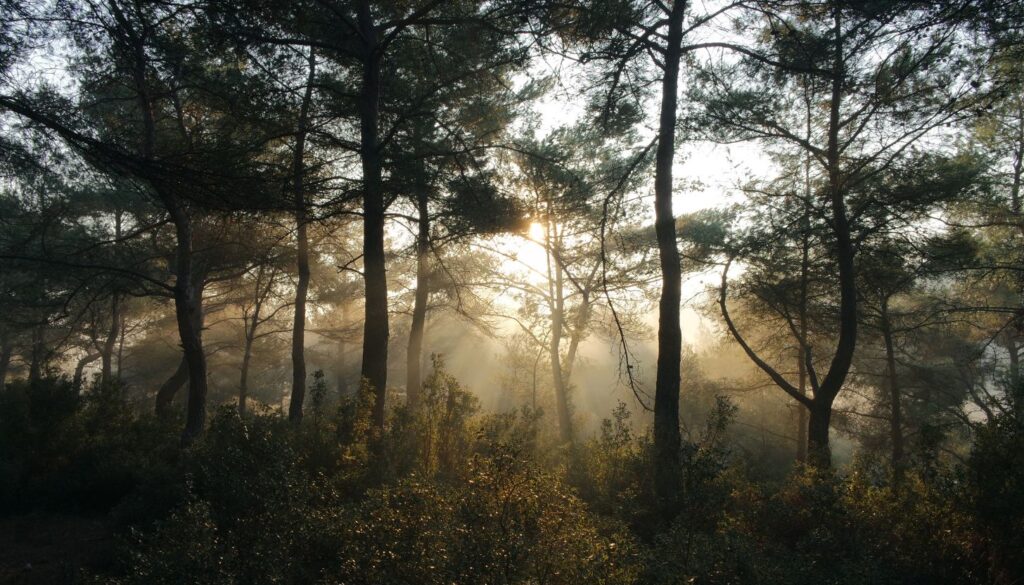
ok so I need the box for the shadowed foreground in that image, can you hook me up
[1,372,1021,585]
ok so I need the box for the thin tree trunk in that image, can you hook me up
[154,226,207,442]
[806,7,858,468]
[0,338,11,391]
[156,356,188,417]
[102,212,123,384]
[544,197,573,444]
[240,268,271,416]
[101,294,120,384]
[117,315,126,380]
[797,100,812,464]
[338,301,351,396]
[358,0,390,429]
[289,48,316,423]
[74,353,101,390]
[563,290,591,387]
[796,351,809,463]
[653,0,686,505]
[239,332,254,416]
[170,204,208,446]
[406,184,430,407]
[28,326,44,384]
[126,18,207,444]
[549,299,573,444]
[1011,99,1023,409]
[881,304,904,483]
[1009,337,1020,402]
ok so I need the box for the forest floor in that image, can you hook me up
[0,513,113,584]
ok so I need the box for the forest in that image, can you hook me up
[0,0,1022,583]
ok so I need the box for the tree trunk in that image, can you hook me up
[242,267,272,415]
[128,22,207,444]
[796,351,809,463]
[806,7,858,469]
[156,356,188,417]
[358,1,390,429]
[101,294,120,384]
[117,315,126,380]
[167,209,208,446]
[338,301,351,396]
[652,0,686,506]
[549,301,573,444]
[406,185,430,407]
[74,353,101,390]
[0,339,11,391]
[102,212,123,385]
[28,326,45,384]
[289,48,316,423]
[881,306,904,483]
[807,401,832,465]
[239,333,253,416]
[544,197,573,445]
[797,139,812,464]
[563,291,591,388]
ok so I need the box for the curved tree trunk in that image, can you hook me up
[406,185,430,407]
[74,352,101,390]
[652,0,686,506]
[170,207,208,446]
[156,356,188,417]
[126,18,208,445]
[562,291,591,392]
[807,8,859,468]
[289,48,316,423]
[358,1,390,429]
[155,221,208,446]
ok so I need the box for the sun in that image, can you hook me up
[527,221,545,241]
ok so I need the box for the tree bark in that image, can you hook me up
[74,353,101,390]
[807,401,832,462]
[543,195,573,444]
[805,7,858,468]
[240,266,273,415]
[0,338,11,391]
[796,350,809,463]
[797,128,812,464]
[239,332,253,416]
[563,290,591,389]
[289,48,316,423]
[357,0,390,429]
[117,315,126,380]
[102,211,123,385]
[28,326,45,384]
[652,0,686,505]
[406,184,430,406]
[152,237,206,443]
[170,203,209,446]
[549,293,573,445]
[101,294,120,384]
[881,304,904,483]
[123,13,208,444]
[156,356,188,417]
